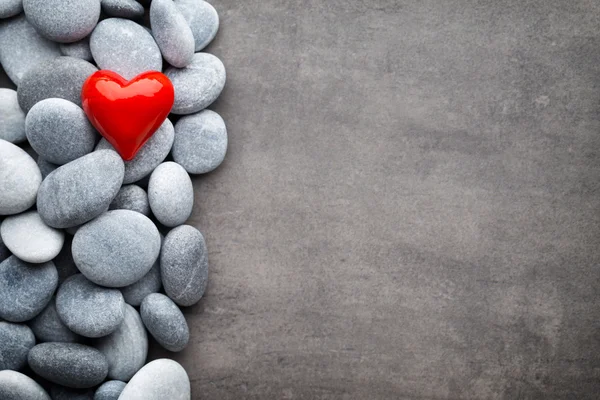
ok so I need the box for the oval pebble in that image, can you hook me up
[161,225,208,306]
[175,0,219,51]
[56,274,126,338]
[120,260,161,306]
[37,150,124,229]
[0,321,36,371]
[37,158,58,180]
[0,0,22,18]
[50,386,94,400]
[0,139,41,215]
[29,297,79,343]
[109,185,149,216]
[148,162,194,227]
[60,37,93,61]
[90,18,162,80]
[165,52,226,115]
[0,89,26,144]
[94,380,126,400]
[73,210,161,287]
[0,211,64,263]
[140,293,189,352]
[118,359,190,400]
[22,0,100,43]
[0,256,57,322]
[28,343,108,389]
[173,109,227,174]
[101,0,144,19]
[0,370,50,400]
[150,0,194,68]
[96,305,148,381]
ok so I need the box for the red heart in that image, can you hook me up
[81,70,175,161]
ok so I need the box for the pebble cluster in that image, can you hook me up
[0,0,225,398]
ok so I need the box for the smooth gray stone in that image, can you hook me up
[73,210,161,287]
[0,15,60,85]
[120,261,161,306]
[118,359,190,400]
[0,231,9,263]
[175,0,218,51]
[0,89,26,143]
[37,150,124,229]
[29,298,79,343]
[109,185,149,216]
[140,293,189,352]
[26,98,98,165]
[28,343,108,389]
[37,158,59,180]
[0,256,57,322]
[56,274,126,338]
[0,0,22,18]
[17,56,97,112]
[50,386,94,400]
[173,109,227,174]
[60,38,93,61]
[96,119,174,184]
[1,211,64,263]
[53,235,79,284]
[95,305,148,381]
[165,52,225,115]
[0,370,50,400]
[148,162,193,227]
[161,225,208,306]
[0,321,36,370]
[101,0,144,19]
[22,0,100,43]
[90,18,162,80]
[150,0,194,68]
[94,380,126,400]
[0,139,41,215]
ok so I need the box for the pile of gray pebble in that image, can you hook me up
[0,0,226,398]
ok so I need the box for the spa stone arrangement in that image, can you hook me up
[0,0,227,398]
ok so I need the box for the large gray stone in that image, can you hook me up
[0,89,26,144]
[101,0,144,19]
[118,359,190,400]
[60,38,93,61]
[175,0,219,51]
[94,380,126,400]
[0,370,50,400]
[150,0,194,68]
[0,139,41,215]
[29,298,79,343]
[148,162,194,227]
[0,0,22,18]
[109,185,149,216]
[120,261,161,306]
[50,386,94,400]
[0,321,36,370]
[140,293,189,352]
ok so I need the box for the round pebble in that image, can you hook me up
[0,139,41,215]
[165,52,226,115]
[53,235,79,284]
[29,297,79,343]
[50,386,95,400]
[0,0,22,18]
[23,0,100,43]
[28,343,108,389]
[96,305,148,381]
[121,260,161,306]
[0,370,51,400]
[118,359,190,400]
[72,210,161,287]
[0,89,26,144]
[0,256,58,322]
[94,380,126,400]
[161,225,209,306]
[37,150,124,229]
[109,185,150,216]
[101,0,144,19]
[0,211,65,263]
[37,158,58,179]
[26,98,98,165]
[56,274,126,338]
[173,109,227,174]
[150,0,194,68]
[140,293,189,352]
[60,37,93,61]
[0,321,36,371]
[175,0,219,51]
[148,162,194,227]
[90,18,162,80]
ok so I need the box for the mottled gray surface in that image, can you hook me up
[101,0,144,19]
[1,211,64,263]
[94,380,126,400]
[118,359,190,400]
[150,0,194,68]
[60,38,93,61]
[109,184,149,216]
[0,0,22,18]
[120,261,161,307]
[0,370,50,400]
[0,88,25,143]
[0,139,41,215]
[0,321,36,370]
[141,293,189,352]
[148,162,194,227]
[175,0,218,51]
[29,297,79,343]
[49,386,94,400]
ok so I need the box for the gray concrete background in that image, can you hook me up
[3,0,600,399]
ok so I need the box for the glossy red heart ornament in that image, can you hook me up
[81,70,175,161]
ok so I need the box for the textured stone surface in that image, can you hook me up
[37,158,58,180]
[0,139,41,215]
[150,0,194,68]
[0,370,50,400]
[140,293,189,352]
[109,185,149,216]
[0,321,36,370]
[120,261,161,307]
[94,380,126,400]
[60,38,93,61]
[0,88,26,143]
[118,359,190,400]
[101,0,144,19]
[50,386,94,400]
[175,0,218,51]
[1,211,64,263]
[148,162,193,227]
[0,0,22,18]
[29,297,79,343]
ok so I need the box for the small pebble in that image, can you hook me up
[0,89,26,144]
[109,184,150,216]
[94,380,126,400]
[53,235,79,284]
[50,386,94,400]
[101,0,144,19]
[150,0,194,68]
[0,370,51,400]
[0,0,22,18]
[37,158,58,180]
[118,359,191,400]
[0,321,36,370]
[29,297,79,343]
[60,37,93,61]
[140,293,189,352]
[175,0,219,51]
[121,260,162,306]
[148,162,194,227]
[0,139,41,215]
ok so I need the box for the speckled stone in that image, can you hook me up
[0,256,57,322]
[148,162,193,227]
[29,298,79,343]
[120,261,161,306]
[173,109,227,174]
[0,89,26,144]
[0,321,36,370]
[150,0,194,68]
[1,211,65,263]
[50,386,94,400]
[109,185,149,216]
[96,305,148,381]
[140,293,189,352]
[37,150,124,229]
[175,0,219,51]
[0,370,50,400]
[94,380,126,400]
[17,56,97,112]
[90,18,162,80]
[60,37,93,61]
[22,0,100,43]
[0,0,22,18]
[96,119,174,184]
[161,225,208,306]
[0,139,41,215]
[73,210,161,287]
[37,158,58,180]
[53,235,79,284]
[0,15,60,86]
[28,343,108,389]
[118,359,190,400]
[56,274,126,338]
[101,0,144,19]
[165,52,225,115]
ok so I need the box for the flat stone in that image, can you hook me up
[29,297,79,343]
[50,386,94,400]
[53,235,79,284]
[0,0,22,18]
[0,370,50,400]
[109,185,149,216]
[121,260,161,306]
[90,18,162,80]
[37,158,58,180]
[101,0,144,19]
[173,109,227,174]
[0,321,36,370]
[23,0,100,43]
[37,150,124,229]
[73,210,161,287]
[175,0,219,51]
[56,274,126,338]
[150,0,194,68]
[140,293,189,352]
[95,305,148,381]
[161,225,208,306]
[0,256,57,322]
[0,139,41,215]
[60,37,93,61]
[118,359,190,400]
[0,89,26,144]
[28,343,108,389]
[148,162,194,227]
[94,380,126,400]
